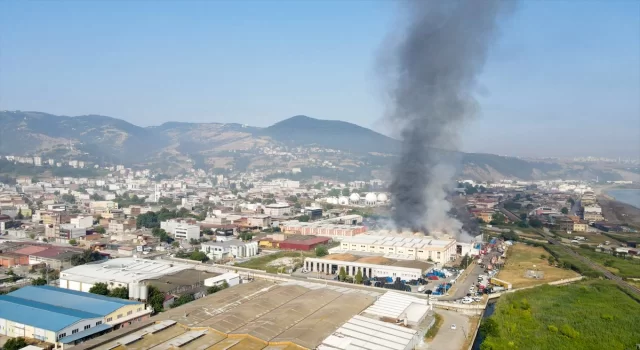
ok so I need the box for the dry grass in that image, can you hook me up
[497,243,579,288]
[324,253,358,262]
[357,256,391,265]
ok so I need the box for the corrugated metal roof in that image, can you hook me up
[0,295,101,332]
[9,286,140,316]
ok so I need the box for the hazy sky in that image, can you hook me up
[1,1,638,158]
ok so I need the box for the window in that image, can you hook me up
[127,310,132,315]
[137,307,142,312]
[84,325,90,330]
[117,314,123,319]
[96,321,102,326]
[106,317,112,322]
[59,333,66,339]
[72,329,78,334]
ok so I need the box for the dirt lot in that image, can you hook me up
[497,243,579,288]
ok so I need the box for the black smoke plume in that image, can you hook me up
[385,0,514,238]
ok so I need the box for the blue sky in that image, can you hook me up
[1,1,638,158]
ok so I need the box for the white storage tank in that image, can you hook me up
[338,196,349,205]
[349,193,360,204]
[365,193,377,205]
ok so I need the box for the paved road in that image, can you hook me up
[429,309,471,350]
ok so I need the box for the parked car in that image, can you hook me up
[451,324,457,330]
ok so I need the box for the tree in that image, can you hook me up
[61,194,76,204]
[567,198,575,206]
[338,266,347,281]
[355,268,363,284]
[561,207,569,214]
[238,232,253,241]
[171,241,180,248]
[32,277,47,286]
[529,218,543,228]
[3,337,27,350]
[171,293,195,308]
[90,193,105,201]
[298,215,310,222]
[519,213,527,221]
[490,213,506,225]
[315,245,328,257]
[547,256,556,266]
[148,285,165,313]
[328,188,341,197]
[109,286,129,299]
[94,226,106,234]
[479,318,499,338]
[500,230,519,241]
[15,209,24,220]
[190,251,209,262]
[341,188,350,196]
[71,249,104,266]
[69,239,78,246]
[89,282,110,296]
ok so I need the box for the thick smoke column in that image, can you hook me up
[386,0,513,237]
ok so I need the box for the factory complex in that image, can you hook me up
[304,254,432,281]
[330,231,458,265]
[74,280,434,350]
[59,258,216,300]
[0,286,150,347]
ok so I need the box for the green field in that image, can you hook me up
[480,280,640,350]
[533,242,604,278]
[573,247,640,279]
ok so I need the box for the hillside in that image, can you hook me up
[0,111,627,181]
[256,115,399,154]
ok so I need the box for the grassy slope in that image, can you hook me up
[481,280,640,350]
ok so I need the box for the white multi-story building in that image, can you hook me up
[70,215,94,229]
[172,224,200,241]
[33,156,42,166]
[201,240,258,260]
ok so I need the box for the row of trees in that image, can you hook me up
[136,208,196,229]
[88,282,130,299]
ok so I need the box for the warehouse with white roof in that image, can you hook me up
[59,258,192,299]
[333,232,457,265]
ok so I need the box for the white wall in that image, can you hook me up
[56,317,104,341]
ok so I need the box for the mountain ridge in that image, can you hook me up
[0,110,626,182]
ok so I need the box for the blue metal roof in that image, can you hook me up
[8,286,140,317]
[58,323,112,344]
[0,295,102,332]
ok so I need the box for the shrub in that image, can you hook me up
[547,325,558,333]
[559,324,579,339]
[600,314,614,321]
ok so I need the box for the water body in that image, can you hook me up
[606,189,640,209]
[471,299,497,350]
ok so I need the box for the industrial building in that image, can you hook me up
[333,232,457,265]
[72,280,433,350]
[263,202,291,216]
[282,221,367,238]
[0,286,149,347]
[304,254,432,280]
[200,239,258,260]
[59,258,193,299]
[279,235,331,251]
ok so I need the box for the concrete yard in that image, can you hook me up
[147,280,378,349]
